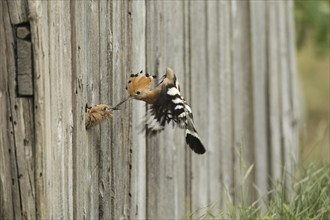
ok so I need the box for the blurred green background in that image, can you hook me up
[295,0,329,165]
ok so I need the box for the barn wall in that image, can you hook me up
[0,0,299,219]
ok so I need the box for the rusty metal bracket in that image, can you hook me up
[15,23,33,97]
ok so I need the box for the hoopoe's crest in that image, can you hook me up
[126,67,206,154]
[85,104,113,129]
[127,70,157,103]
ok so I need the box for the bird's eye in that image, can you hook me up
[103,107,108,111]
[136,91,141,95]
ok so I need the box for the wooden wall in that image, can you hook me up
[0,0,300,219]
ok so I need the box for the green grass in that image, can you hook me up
[189,163,330,220]
[264,164,330,220]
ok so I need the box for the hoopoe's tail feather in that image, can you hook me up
[185,129,206,154]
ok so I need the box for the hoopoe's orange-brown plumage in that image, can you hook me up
[125,67,206,154]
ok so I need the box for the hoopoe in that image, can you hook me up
[123,67,206,154]
[85,104,114,129]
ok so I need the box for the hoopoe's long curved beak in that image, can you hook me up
[110,96,131,110]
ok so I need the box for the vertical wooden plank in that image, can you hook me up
[111,1,131,219]
[206,0,222,211]
[98,0,112,219]
[145,1,186,218]
[70,1,86,218]
[64,1,74,217]
[6,0,28,24]
[44,1,73,218]
[231,0,255,205]
[0,2,15,218]
[0,122,15,220]
[249,0,269,203]
[183,1,192,216]
[267,0,282,183]
[72,0,102,218]
[163,1,186,218]
[84,1,100,218]
[28,0,50,218]
[189,0,209,214]
[72,0,105,218]
[1,1,36,219]
[278,0,294,196]
[71,1,90,219]
[29,0,74,218]
[286,0,300,170]
[129,0,147,219]
[0,106,15,219]
[9,99,35,220]
[218,0,234,209]
[145,2,163,217]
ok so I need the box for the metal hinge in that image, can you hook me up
[15,23,33,97]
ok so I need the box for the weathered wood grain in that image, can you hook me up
[162,2,186,218]
[0,2,16,218]
[70,1,98,219]
[1,1,36,219]
[28,0,49,218]
[231,0,255,205]
[36,1,73,218]
[189,1,209,215]
[110,1,132,219]
[218,0,234,209]
[84,0,101,218]
[6,0,28,24]
[205,1,222,211]
[71,1,89,219]
[250,0,269,206]
[145,2,163,217]
[129,0,147,219]
[98,0,113,219]
[145,1,186,218]
[267,0,282,183]
[183,1,192,216]
[286,0,300,174]
[278,0,295,197]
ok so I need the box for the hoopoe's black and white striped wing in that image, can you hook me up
[146,84,206,154]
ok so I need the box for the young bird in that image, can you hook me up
[126,67,206,154]
[85,104,114,129]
